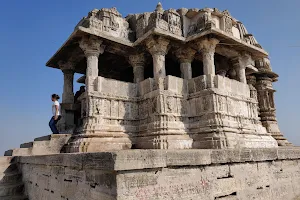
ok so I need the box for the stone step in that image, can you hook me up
[0,195,28,200]
[31,134,71,155]
[34,134,71,141]
[4,148,32,157]
[0,157,13,165]
[0,172,22,185]
[0,163,18,174]
[3,134,72,157]
[0,183,24,197]
[20,142,33,148]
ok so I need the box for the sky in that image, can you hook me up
[0,0,299,153]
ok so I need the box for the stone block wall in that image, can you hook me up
[17,148,300,200]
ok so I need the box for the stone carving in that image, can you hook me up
[45,4,289,152]
[222,10,233,35]
[187,9,215,36]
[77,7,134,41]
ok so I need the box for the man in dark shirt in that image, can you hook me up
[74,86,85,103]
[74,86,85,126]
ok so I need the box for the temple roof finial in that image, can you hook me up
[155,2,163,12]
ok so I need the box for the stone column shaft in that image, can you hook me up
[152,53,166,78]
[180,62,192,79]
[146,36,169,80]
[59,61,75,104]
[232,53,254,84]
[133,66,144,83]
[62,70,74,103]
[58,61,76,132]
[129,54,145,83]
[79,36,105,92]
[196,38,219,75]
[236,66,247,83]
[175,47,196,79]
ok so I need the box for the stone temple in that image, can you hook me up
[1,3,300,200]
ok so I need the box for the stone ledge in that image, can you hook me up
[16,148,300,171]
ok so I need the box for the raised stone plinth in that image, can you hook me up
[17,148,300,200]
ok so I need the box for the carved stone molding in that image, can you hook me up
[145,36,170,56]
[58,61,76,74]
[196,38,219,54]
[128,53,146,67]
[174,47,197,63]
[196,38,219,75]
[129,53,145,83]
[79,36,105,57]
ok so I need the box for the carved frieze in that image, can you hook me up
[78,7,134,42]
[187,9,215,36]
[222,10,233,35]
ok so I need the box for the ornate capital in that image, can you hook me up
[129,53,146,67]
[79,35,105,57]
[146,36,170,56]
[174,47,197,63]
[58,60,76,73]
[196,38,219,54]
[232,53,254,69]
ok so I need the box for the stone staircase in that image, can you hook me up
[4,134,71,156]
[0,156,27,200]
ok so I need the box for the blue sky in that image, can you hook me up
[0,0,299,153]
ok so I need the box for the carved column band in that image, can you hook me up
[175,47,196,79]
[146,36,170,79]
[196,38,219,75]
[129,54,145,83]
[79,36,105,92]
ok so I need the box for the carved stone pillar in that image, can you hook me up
[60,62,75,103]
[129,53,145,83]
[255,75,291,146]
[146,36,169,81]
[246,75,258,101]
[232,53,254,84]
[234,61,247,83]
[58,61,76,132]
[196,38,219,75]
[79,36,105,92]
[175,47,196,79]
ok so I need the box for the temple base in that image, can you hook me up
[134,135,193,149]
[64,134,132,153]
[18,148,300,200]
[191,132,278,149]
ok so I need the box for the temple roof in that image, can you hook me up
[46,3,268,71]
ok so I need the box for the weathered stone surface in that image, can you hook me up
[0,156,26,199]
[13,148,300,200]
[38,3,291,151]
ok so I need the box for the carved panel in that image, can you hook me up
[111,100,118,117]
[81,7,134,41]
[166,96,177,113]
[218,96,226,112]
[103,99,111,117]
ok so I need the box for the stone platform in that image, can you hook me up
[15,148,300,200]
